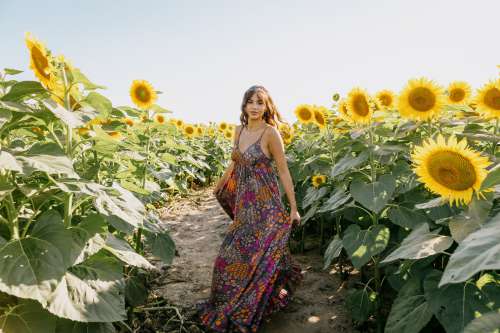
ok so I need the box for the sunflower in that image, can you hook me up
[196,126,204,136]
[474,79,500,119]
[49,80,81,110]
[130,80,157,109]
[123,117,135,126]
[337,99,351,122]
[311,174,327,188]
[375,90,396,110]
[25,32,53,88]
[313,106,327,128]
[447,81,472,105]
[282,130,294,145]
[294,104,314,124]
[224,129,234,140]
[154,113,166,124]
[398,78,445,121]
[183,124,195,138]
[208,127,215,136]
[346,87,373,124]
[219,122,228,132]
[411,134,491,206]
[175,119,184,128]
[108,131,123,140]
[77,127,90,136]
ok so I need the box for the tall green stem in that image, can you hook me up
[491,118,499,156]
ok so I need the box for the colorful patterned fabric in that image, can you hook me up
[196,125,303,332]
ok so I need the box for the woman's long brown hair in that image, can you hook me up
[239,85,288,128]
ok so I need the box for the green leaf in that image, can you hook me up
[342,224,390,269]
[15,142,79,178]
[350,174,396,214]
[317,187,351,213]
[425,270,491,333]
[0,238,65,306]
[125,273,148,307]
[464,311,500,333]
[146,230,175,265]
[345,288,377,323]
[481,164,500,191]
[94,182,152,234]
[103,234,155,270]
[381,224,453,263]
[0,150,23,172]
[330,151,369,178]
[82,92,112,116]
[440,212,500,286]
[388,206,429,229]
[46,252,126,322]
[448,197,492,243]
[0,300,56,333]
[72,68,106,90]
[302,186,328,209]
[4,68,23,75]
[42,99,85,128]
[1,81,46,102]
[323,235,342,270]
[0,108,12,128]
[415,197,446,210]
[385,278,433,333]
[56,318,116,333]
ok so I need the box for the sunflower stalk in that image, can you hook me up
[491,118,499,156]
[135,121,152,253]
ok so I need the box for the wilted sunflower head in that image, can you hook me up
[398,78,445,121]
[311,174,327,188]
[346,87,373,124]
[375,90,396,110]
[474,79,500,119]
[25,32,53,88]
[294,104,314,124]
[447,81,472,105]
[411,134,491,206]
[130,80,157,110]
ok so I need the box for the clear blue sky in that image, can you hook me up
[2,0,499,124]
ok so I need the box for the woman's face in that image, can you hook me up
[245,92,267,120]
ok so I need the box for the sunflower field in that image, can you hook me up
[1,32,500,333]
[289,77,500,332]
[0,33,236,332]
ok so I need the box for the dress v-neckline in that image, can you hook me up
[237,125,267,156]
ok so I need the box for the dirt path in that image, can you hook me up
[153,186,353,333]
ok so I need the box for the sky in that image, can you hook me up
[1,0,499,125]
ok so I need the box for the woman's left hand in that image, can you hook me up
[290,209,300,227]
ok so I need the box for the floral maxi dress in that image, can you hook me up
[196,125,303,332]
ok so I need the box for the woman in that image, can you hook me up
[196,85,303,332]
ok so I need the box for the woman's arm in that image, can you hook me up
[267,126,300,225]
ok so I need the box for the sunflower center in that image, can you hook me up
[135,86,151,102]
[299,108,312,121]
[409,87,436,112]
[427,150,476,191]
[379,95,392,107]
[449,88,465,103]
[31,46,50,79]
[315,112,325,125]
[484,87,500,110]
[352,95,369,116]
